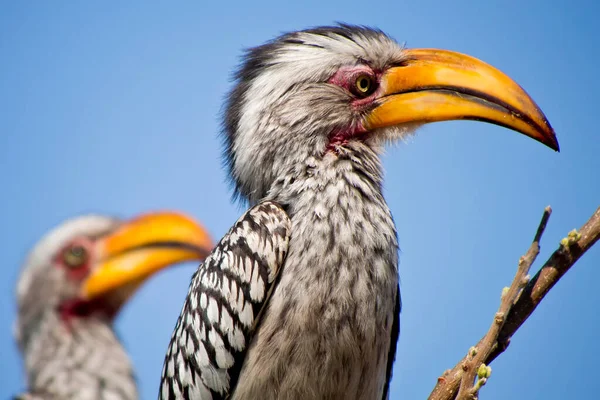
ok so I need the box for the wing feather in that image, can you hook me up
[160,202,291,399]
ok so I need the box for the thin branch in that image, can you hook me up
[452,207,550,399]
[429,206,600,400]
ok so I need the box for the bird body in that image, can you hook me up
[233,143,398,399]
[15,213,212,399]
[160,25,558,399]
[162,145,399,399]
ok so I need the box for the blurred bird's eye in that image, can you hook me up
[353,74,375,96]
[63,245,88,268]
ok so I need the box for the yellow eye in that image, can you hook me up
[355,75,373,94]
[64,245,88,268]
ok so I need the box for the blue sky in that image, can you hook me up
[1,1,598,399]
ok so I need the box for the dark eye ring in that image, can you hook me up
[63,245,88,268]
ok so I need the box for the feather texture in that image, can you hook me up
[160,202,291,399]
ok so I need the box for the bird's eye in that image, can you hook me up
[63,245,88,268]
[353,74,375,96]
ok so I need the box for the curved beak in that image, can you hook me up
[81,211,213,303]
[365,48,559,151]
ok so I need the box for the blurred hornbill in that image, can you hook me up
[14,212,213,399]
[159,25,559,399]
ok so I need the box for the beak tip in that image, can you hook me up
[541,135,560,152]
[543,128,560,152]
[545,138,560,153]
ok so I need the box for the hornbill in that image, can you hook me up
[160,25,559,399]
[14,212,213,400]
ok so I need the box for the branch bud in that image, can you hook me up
[468,346,478,358]
[477,364,492,379]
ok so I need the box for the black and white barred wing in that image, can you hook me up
[159,201,291,399]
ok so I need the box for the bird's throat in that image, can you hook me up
[327,124,368,151]
[58,298,118,327]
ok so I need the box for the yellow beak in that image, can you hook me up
[82,211,213,301]
[365,48,559,151]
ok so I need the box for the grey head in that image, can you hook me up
[14,215,138,400]
[14,211,213,400]
[221,24,558,206]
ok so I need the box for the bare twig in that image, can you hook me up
[429,206,600,400]
[452,207,550,399]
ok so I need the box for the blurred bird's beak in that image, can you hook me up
[365,48,559,151]
[82,212,213,303]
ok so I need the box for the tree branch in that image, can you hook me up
[429,206,600,400]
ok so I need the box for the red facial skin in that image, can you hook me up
[327,64,385,150]
[54,238,116,325]
[54,237,94,281]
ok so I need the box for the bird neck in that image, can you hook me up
[18,309,138,400]
[265,140,398,272]
[266,141,387,213]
